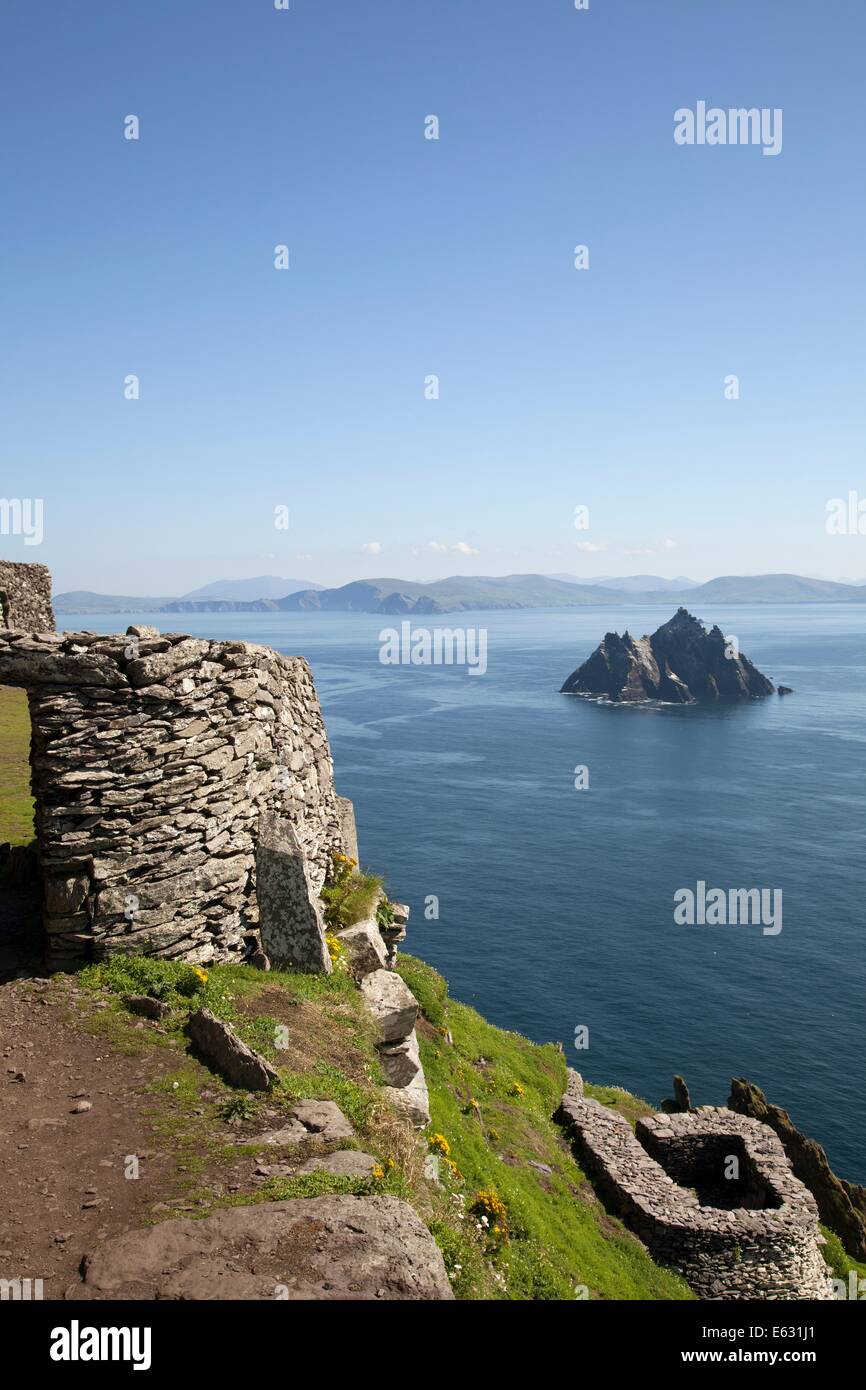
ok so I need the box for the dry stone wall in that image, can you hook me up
[0,622,348,970]
[557,1077,833,1300]
[0,561,55,633]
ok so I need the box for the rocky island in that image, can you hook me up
[560,608,776,704]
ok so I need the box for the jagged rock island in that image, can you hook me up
[560,608,776,704]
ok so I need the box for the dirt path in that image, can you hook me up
[0,974,213,1298]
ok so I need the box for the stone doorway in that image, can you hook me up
[0,683,42,977]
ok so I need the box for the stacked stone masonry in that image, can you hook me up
[557,1080,833,1300]
[0,561,55,634]
[0,622,348,970]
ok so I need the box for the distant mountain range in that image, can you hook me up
[180,576,322,602]
[54,577,321,614]
[53,572,866,615]
[548,574,699,593]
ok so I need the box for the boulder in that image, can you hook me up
[187,1008,278,1091]
[384,1069,430,1128]
[297,1151,378,1178]
[361,970,418,1043]
[378,1029,422,1088]
[337,919,388,979]
[69,1196,454,1300]
[289,1099,354,1142]
[248,1120,310,1147]
[124,994,171,1020]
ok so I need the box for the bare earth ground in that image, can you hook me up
[1,974,184,1296]
[0,971,300,1299]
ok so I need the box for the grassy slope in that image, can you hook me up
[396,954,691,1299]
[821,1228,866,1290]
[73,952,691,1300]
[0,685,34,845]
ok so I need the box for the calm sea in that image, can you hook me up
[65,604,866,1182]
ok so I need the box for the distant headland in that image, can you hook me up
[53,572,866,615]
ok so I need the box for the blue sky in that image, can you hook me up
[1,0,864,593]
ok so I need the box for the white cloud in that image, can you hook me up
[624,547,656,557]
[662,538,677,550]
[576,540,607,554]
[427,540,479,556]
[362,541,382,555]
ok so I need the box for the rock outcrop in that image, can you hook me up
[661,1074,693,1113]
[729,1077,866,1260]
[361,969,419,1042]
[361,966,430,1126]
[560,608,776,703]
[337,918,389,978]
[69,1195,454,1300]
[187,1008,279,1090]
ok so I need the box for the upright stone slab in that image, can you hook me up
[336,795,359,862]
[256,813,331,974]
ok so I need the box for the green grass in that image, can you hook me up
[74,956,401,1194]
[70,952,692,1298]
[321,861,384,930]
[0,685,34,845]
[397,955,693,1300]
[583,1084,657,1128]
[820,1226,866,1297]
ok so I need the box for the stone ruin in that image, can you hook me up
[0,560,55,633]
[557,1072,834,1299]
[0,562,357,972]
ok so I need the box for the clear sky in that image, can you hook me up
[1,0,864,594]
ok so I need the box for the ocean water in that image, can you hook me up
[64,605,866,1181]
